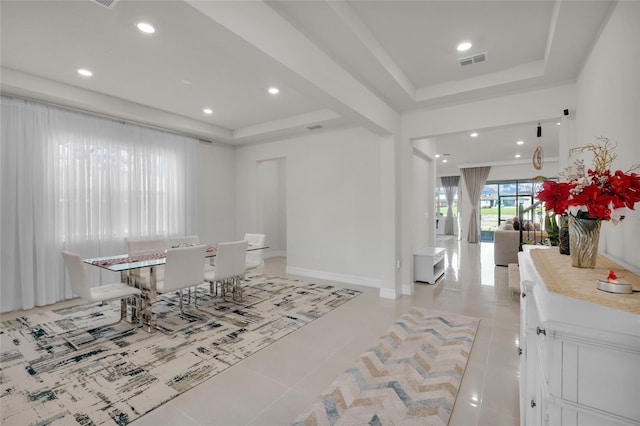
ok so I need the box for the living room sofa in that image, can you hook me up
[494,221,548,266]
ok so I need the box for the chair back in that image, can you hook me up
[127,237,166,256]
[159,245,207,293]
[168,235,200,248]
[215,240,249,281]
[61,250,92,300]
[244,233,266,267]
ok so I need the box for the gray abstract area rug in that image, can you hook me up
[0,274,361,425]
[292,307,479,426]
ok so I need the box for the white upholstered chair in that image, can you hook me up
[168,235,200,248]
[205,240,248,302]
[168,235,214,272]
[153,244,207,313]
[127,237,166,255]
[244,233,266,272]
[61,250,142,349]
[127,237,166,285]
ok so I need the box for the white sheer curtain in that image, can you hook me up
[1,96,198,312]
[440,176,460,235]
[461,166,491,243]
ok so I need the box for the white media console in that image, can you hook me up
[413,247,445,284]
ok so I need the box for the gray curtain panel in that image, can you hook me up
[461,167,491,243]
[440,176,460,235]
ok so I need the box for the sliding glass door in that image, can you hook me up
[480,180,540,241]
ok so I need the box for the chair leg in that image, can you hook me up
[64,296,143,350]
[120,298,127,322]
[132,295,141,325]
[208,280,222,298]
[221,280,228,300]
[118,295,141,324]
[234,277,244,302]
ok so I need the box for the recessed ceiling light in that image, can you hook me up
[556,122,561,126]
[470,132,478,138]
[136,22,155,34]
[457,41,472,52]
[77,68,93,77]
[435,154,441,158]
[442,159,448,163]
[203,108,213,114]
[268,87,280,95]
[515,154,521,158]
[517,140,524,145]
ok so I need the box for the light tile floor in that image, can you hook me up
[3,238,521,425]
[133,238,520,426]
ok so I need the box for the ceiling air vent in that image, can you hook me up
[458,52,488,67]
[91,0,120,9]
[306,124,323,131]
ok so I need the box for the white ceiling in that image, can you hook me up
[0,0,614,173]
[432,118,561,176]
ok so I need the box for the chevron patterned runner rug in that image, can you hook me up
[0,274,360,425]
[292,307,479,426]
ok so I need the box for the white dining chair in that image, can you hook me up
[153,244,207,313]
[205,240,249,302]
[61,250,142,349]
[167,235,200,248]
[126,237,166,285]
[168,235,214,272]
[244,233,266,272]
[127,237,167,255]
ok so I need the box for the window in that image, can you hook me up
[2,96,200,310]
[481,179,547,231]
[57,136,187,241]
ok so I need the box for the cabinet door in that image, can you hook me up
[576,343,640,421]
[523,332,543,426]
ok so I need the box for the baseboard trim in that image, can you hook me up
[285,266,380,288]
[379,287,399,299]
[401,283,414,295]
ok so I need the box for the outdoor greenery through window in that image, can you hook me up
[481,179,547,233]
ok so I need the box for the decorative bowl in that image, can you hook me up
[596,278,632,294]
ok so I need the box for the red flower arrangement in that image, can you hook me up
[538,137,640,223]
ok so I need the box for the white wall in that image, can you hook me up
[196,142,237,244]
[486,161,559,181]
[403,85,576,140]
[412,138,437,254]
[412,152,432,251]
[573,1,640,269]
[235,126,383,287]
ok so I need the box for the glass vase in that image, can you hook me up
[568,215,601,268]
[557,214,570,255]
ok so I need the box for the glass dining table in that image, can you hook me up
[84,244,266,332]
